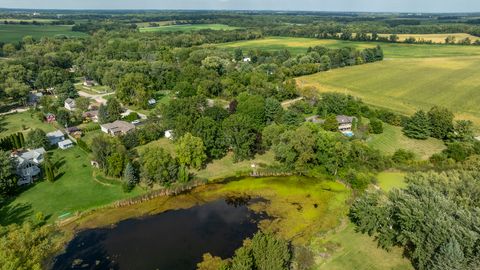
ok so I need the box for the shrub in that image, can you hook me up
[368,118,383,134]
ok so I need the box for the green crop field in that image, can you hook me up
[139,23,239,33]
[0,24,88,43]
[297,56,480,125]
[219,36,480,58]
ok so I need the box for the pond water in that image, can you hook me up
[53,197,266,270]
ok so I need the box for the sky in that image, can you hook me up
[1,0,480,13]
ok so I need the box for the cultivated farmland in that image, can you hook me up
[297,56,480,125]
[139,23,239,33]
[0,24,87,43]
[219,36,480,58]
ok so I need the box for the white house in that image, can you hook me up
[64,98,76,111]
[336,115,356,133]
[47,130,65,146]
[148,99,157,106]
[14,148,46,185]
[243,57,251,62]
[101,120,136,136]
[58,139,74,150]
[165,130,174,140]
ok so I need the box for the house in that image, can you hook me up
[165,130,174,140]
[46,130,65,146]
[305,115,325,124]
[46,113,56,123]
[14,148,46,185]
[243,57,251,62]
[28,92,43,105]
[83,78,97,87]
[66,127,82,138]
[336,115,357,134]
[58,139,74,150]
[83,110,99,123]
[64,98,76,111]
[148,99,157,106]
[100,120,135,136]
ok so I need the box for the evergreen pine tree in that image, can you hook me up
[403,110,431,139]
[123,163,137,192]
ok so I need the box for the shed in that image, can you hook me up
[58,139,74,150]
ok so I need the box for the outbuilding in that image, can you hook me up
[58,139,74,150]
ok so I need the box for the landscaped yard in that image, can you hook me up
[367,123,445,159]
[0,111,56,136]
[1,147,144,224]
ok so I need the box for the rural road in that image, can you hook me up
[78,90,115,105]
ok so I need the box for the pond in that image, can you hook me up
[53,197,266,270]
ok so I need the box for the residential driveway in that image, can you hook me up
[78,91,115,105]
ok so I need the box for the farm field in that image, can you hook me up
[377,33,480,43]
[219,36,480,58]
[1,147,144,224]
[297,56,480,126]
[367,123,446,159]
[139,23,239,33]
[0,24,87,43]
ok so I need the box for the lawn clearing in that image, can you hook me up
[0,111,56,136]
[0,24,88,43]
[139,23,239,33]
[376,172,407,192]
[1,147,144,224]
[218,37,480,58]
[313,222,413,270]
[367,123,445,159]
[297,56,480,126]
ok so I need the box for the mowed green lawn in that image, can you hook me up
[2,147,144,223]
[139,23,239,33]
[0,112,56,136]
[376,172,407,192]
[298,56,480,126]
[219,37,480,58]
[367,123,445,159]
[0,24,87,43]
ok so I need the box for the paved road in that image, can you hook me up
[0,107,29,116]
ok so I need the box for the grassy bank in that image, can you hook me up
[367,123,445,160]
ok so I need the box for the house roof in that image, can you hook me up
[101,120,135,134]
[336,115,355,124]
[47,130,64,139]
[58,139,73,147]
[17,148,46,165]
[83,110,99,117]
[65,98,75,106]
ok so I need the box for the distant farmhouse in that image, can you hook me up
[14,148,46,185]
[101,120,135,136]
[83,78,98,87]
[64,98,76,111]
[83,110,99,123]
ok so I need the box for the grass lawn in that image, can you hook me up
[0,24,88,43]
[218,37,480,58]
[140,24,239,33]
[137,138,277,180]
[367,123,445,159]
[0,111,56,137]
[376,172,407,192]
[1,147,144,224]
[297,56,480,126]
[314,222,413,270]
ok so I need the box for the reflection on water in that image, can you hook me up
[53,198,266,270]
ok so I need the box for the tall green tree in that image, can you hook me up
[403,110,431,140]
[193,117,227,159]
[0,150,17,196]
[175,133,207,169]
[140,146,179,186]
[116,73,153,108]
[26,129,48,149]
[222,114,258,162]
[427,106,454,140]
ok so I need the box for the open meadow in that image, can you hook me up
[219,36,480,58]
[139,23,239,33]
[0,24,87,43]
[377,33,480,43]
